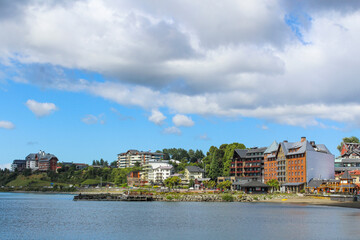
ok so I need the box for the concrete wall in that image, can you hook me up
[306,151,335,182]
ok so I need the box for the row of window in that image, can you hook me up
[288,171,303,176]
[289,177,304,182]
[289,165,304,170]
[288,154,305,159]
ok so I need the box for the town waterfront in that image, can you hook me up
[1,193,360,240]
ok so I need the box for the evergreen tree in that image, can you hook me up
[337,136,360,152]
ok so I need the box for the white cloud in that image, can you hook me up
[163,126,181,135]
[2,1,360,128]
[0,163,11,170]
[0,121,15,129]
[172,114,194,127]
[82,114,105,125]
[198,133,211,141]
[148,109,166,125]
[26,99,57,117]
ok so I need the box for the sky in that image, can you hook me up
[2,0,360,168]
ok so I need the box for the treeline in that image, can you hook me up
[1,165,140,187]
[161,148,205,162]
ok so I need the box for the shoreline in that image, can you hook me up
[3,191,360,209]
[259,196,360,209]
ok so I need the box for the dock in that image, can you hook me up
[74,193,154,201]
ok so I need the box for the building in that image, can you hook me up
[61,162,88,170]
[263,137,334,191]
[117,150,164,168]
[217,176,239,184]
[146,161,173,184]
[184,166,205,183]
[11,160,27,172]
[307,170,358,194]
[335,142,360,174]
[232,178,270,194]
[263,141,279,183]
[127,171,141,187]
[25,150,58,171]
[230,147,266,181]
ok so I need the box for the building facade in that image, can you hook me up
[263,137,335,187]
[23,151,58,172]
[11,160,27,172]
[145,161,173,184]
[184,166,205,183]
[230,147,266,181]
[117,150,164,168]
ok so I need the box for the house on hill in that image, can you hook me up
[184,166,205,183]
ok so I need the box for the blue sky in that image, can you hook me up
[1,0,360,168]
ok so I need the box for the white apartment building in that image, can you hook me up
[117,150,164,168]
[146,162,173,183]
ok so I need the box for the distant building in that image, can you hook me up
[11,160,27,172]
[217,176,239,184]
[127,171,141,187]
[25,151,58,171]
[145,161,173,184]
[307,170,358,194]
[263,137,334,191]
[184,166,205,183]
[232,178,270,194]
[61,162,88,170]
[230,147,267,182]
[335,142,360,174]
[117,150,164,168]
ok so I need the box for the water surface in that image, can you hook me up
[1,192,359,240]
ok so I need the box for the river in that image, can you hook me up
[1,192,360,240]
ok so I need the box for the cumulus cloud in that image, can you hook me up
[2,1,360,128]
[148,109,166,125]
[0,121,15,129]
[172,114,194,127]
[26,99,57,117]
[163,126,181,135]
[82,114,105,125]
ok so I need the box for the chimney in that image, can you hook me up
[310,141,315,146]
[301,137,306,142]
[283,140,288,143]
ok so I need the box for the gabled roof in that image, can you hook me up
[276,139,332,157]
[234,149,247,158]
[264,141,278,154]
[186,166,205,173]
[246,147,267,154]
[340,170,354,179]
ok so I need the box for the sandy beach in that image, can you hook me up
[260,196,360,209]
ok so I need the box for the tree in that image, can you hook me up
[266,179,280,192]
[203,180,216,189]
[189,179,195,188]
[222,143,246,176]
[209,149,223,180]
[164,176,181,189]
[217,180,232,190]
[337,136,360,152]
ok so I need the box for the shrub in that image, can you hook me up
[166,195,173,201]
[300,189,305,193]
[222,193,234,202]
[253,197,259,201]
